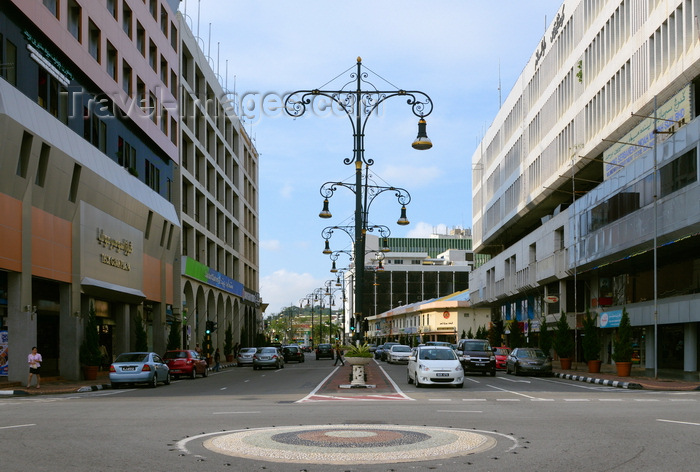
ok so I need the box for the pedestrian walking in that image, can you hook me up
[214,348,221,372]
[333,344,345,366]
[27,346,42,388]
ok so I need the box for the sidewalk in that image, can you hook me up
[1,361,698,396]
[553,361,700,391]
[0,362,237,397]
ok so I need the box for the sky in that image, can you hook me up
[179,0,565,316]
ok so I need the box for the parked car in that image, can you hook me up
[282,345,305,363]
[236,347,257,366]
[315,343,334,360]
[493,346,511,370]
[109,352,170,388]
[163,350,208,379]
[407,346,463,388]
[456,339,496,376]
[367,343,377,353]
[380,342,400,361]
[506,347,552,376]
[387,344,412,364]
[253,347,285,370]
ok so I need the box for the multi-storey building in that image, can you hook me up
[337,230,473,337]
[469,0,699,375]
[1,0,181,381]
[176,12,261,353]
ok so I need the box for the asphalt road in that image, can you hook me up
[2,354,698,471]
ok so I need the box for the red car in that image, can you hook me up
[494,346,511,370]
[163,350,208,379]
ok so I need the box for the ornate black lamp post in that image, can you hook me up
[286,58,433,341]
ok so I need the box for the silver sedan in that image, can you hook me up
[109,352,170,388]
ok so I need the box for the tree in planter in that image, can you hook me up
[133,312,148,351]
[489,319,505,347]
[467,328,474,339]
[553,311,574,366]
[79,303,103,369]
[507,319,524,348]
[224,323,234,361]
[539,316,553,357]
[476,325,488,340]
[581,310,601,362]
[612,308,633,364]
[167,321,181,350]
[461,329,467,340]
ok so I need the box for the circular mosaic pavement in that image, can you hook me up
[203,424,496,464]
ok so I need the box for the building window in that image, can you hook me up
[37,67,68,123]
[88,20,101,63]
[106,41,117,80]
[170,22,177,51]
[106,0,117,19]
[145,159,160,192]
[69,163,81,203]
[122,61,132,96]
[35,143,50,187]
[136,22,145,57]
[117,137,136,173]
[122,3,132,38]
[660,148,697,197]
[83,107,106,152]
[68,0,81,42]
[160,5,168,36]
[149,39,157,72]
[16,131,33,178]
[43,0,58,18]
[1,37,17,86]
[149,0,157,19]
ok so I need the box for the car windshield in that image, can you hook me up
[463,341,491,351]
[419,349,457,360]
[319,344,331,349]
[284,347,298,353]
[240,348,256,354]
[163,351,187,359]
[115,353,148,363]
[260,347,277,354]
[392,346,411,352]
[495,348,511,355]
[519,349,547,359]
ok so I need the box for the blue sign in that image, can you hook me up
[599,309,622,328]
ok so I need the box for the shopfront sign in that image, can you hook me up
[599,309,623,328]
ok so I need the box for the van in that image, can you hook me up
[456,339,496,376]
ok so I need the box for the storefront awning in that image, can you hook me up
[81,277,146,304]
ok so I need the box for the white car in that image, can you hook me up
[387,344,412,364]
[407,346,464,388]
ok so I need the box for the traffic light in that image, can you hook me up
[205,320,217,333]
[349,317,355,331]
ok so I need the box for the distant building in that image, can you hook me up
[469,0,700,374]
[367,290,491,345]
[176,12,261,353]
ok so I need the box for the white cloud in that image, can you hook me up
[280,183,294,199]
[378,164,443,189]
[406,222,449,238]
[260,239,281,251]
[260,269,322,316]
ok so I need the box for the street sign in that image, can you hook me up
[544,295,559,303]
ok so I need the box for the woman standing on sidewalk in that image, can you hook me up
[27,346,42,388]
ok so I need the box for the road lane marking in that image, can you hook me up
[212,411,261,415]
[657,419,700,426]
[486,384,542,400]
[296,366,341,403]
[0,424,35,430]
[462,398,487,401]
[375,363,413,401]
[436,410,483,413]
[428,398,452,402]
[564,399,590,402]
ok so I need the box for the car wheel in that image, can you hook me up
[514,364,519,376]
[407,370,413,384]
[164,372,171,385]
[415,374,422,388]
[203,366,209,377]
[316,356,319,360]
[150,374,158,388]
[490,370,496,377]
[456,382,464,388]
[111,383,120,389]
[190,368,197,380]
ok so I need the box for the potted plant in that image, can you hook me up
[224,323,234,362]
[612,307,633,376]
[79,303,102,380]
[553,311,574,370]
[581,309,602,373]
[343,342,373,364]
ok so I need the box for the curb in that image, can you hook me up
[0,389,30,396]
[77,384,112,393]
[555,372,643,389]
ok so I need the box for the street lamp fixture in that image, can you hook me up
[286,58,433,341]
